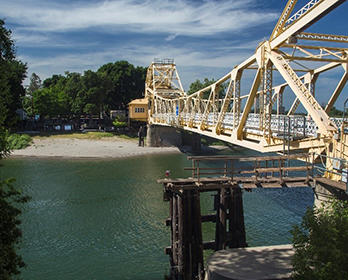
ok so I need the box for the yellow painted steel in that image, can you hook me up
[141,0,348,182]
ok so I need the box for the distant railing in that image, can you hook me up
[153,58,174,64]
[184,153,312,186]
[152,110,344,139]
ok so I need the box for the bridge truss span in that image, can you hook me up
[144,0,348,177]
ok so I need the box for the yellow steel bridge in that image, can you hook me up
[142,0,348,184]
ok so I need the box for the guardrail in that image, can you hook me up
[152,111,344,139]
[183,153,312,186]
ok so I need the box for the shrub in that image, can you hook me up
[113,116,127,128]
[291,199,348,280]
[6,134,32,150]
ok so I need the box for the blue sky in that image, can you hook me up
[1,0,347,108]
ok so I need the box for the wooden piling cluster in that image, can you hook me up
[159,153,313,280]
[165,189,204,280]
[163,184,247,280]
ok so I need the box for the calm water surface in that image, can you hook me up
[2,149,314,280]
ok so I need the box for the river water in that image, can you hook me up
[1,149,314,280]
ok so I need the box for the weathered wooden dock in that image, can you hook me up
[158,154,313,280]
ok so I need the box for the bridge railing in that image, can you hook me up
[184,153,312,186]
[152,110,344,140]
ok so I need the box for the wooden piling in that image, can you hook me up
[162,154,312,279]
[229,187,247,248]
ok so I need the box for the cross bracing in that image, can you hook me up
[144,0,348,168]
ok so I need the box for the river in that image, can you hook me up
[1,149,314,279]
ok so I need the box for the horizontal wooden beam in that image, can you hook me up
[161,176,311,191]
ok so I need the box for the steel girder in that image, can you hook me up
[144,0,347,160]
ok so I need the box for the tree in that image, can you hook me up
[79,70,113,119]
[291,199,348,280]
[64,72,82,116]
[97,61,147,110]
[0,19,27,128]
[328,106,343,118]
[0,19,28,278]
[25,62,146,119]
[27,73,42,95]
[187,78,227,98]
[0,176,29,279]
[31,88,54,118]
[22,73,42,116]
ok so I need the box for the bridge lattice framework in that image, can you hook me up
[145,0,348,181]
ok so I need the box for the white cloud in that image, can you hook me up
[165,34,179,42]
[2,0,278,89]
[19,39,256,90]
[2,0,278,36]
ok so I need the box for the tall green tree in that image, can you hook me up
[79,70,113,119]
[27,73,41,95]
[42,74,67,89]
[64,72,83,116]
[22,73,42,116]
[0,19,27,128]
[291,199,348,280]
[97,61,147,110]
[32,87,60,118]
[36,72,78,119]
[0,18,28,279]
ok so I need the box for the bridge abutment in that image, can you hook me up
[146,124,182,147]
[191,133,202,151]
[313,178,348,208]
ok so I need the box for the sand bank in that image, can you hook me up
[10,137,181,159]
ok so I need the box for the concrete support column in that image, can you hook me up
[314,179,348,208]
[146,124,182,147]
[191,133,201,151]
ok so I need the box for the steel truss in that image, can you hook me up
[144,0,348,168]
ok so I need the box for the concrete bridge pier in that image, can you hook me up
[191,133,202,151]
[146,124,182,147]
[313,178,348,208]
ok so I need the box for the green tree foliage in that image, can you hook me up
[64,72,82,116]
[97,61,147,110]
[0,21,28,279]
[30,62,146,119]
[328,106,344,118]
[0,19,27,128]
[6,133,32,150]
[27,73,42,95]
[0,176,29,279]
[79,70,113,118]
[112,116,127,128]
[187,78,227,98]
[291,199,348,280]
[32,87,59,118]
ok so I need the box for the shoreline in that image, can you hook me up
[9,137,231,159]
[9,137,182,159]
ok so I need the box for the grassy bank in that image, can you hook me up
[30,131,137,141]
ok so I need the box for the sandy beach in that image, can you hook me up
[10,137,182,159]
